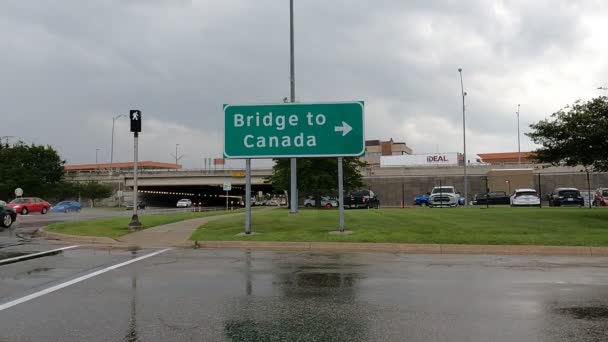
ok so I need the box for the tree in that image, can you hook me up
[0,142,66,200]
[527,96,608,208]
[79,181,113,208]
[527,96,608,171]
[267,158,366,207]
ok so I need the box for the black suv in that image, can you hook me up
[473,191,511,205]
[344,190,380,209]
[0,201,17,228]
[549,188,584,207]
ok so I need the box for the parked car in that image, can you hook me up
[0,201,17,228]
[593,188,608,206]
[176,199,192,208]
[428,186,459,207]
[473,191,511,205]
[304,196,338,209]
[51,201,82,213]
[549,188,584,207]
[125,201,146,210]
[266,199,280,206]
[414,194,430,207]
[7,197,51,215]
[510,189,541,207]
[344,190,380,209]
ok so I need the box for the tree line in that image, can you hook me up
[0,143,111,206]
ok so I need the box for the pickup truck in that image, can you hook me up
[473,191,511,205]
[344,190,380,209]
[428,186,460,207]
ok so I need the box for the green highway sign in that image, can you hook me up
[224,102,364,158]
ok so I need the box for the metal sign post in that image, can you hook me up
[338,157,345,232]
[223,181,232,210]
[245,159,252,234]
[128,110,142,230]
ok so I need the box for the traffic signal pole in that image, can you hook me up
[128,110,142,230]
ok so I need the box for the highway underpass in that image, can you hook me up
[136,184,276,207]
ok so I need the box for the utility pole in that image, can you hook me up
[288,0,298,214]
[0,136,15,148]
[458,68,468,205]
[516,104,521,165]
[170,144,184,171]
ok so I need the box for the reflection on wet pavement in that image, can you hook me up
[1,249,608,341]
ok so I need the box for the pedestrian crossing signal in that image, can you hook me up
[130,110,142,132]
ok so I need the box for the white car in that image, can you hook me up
[176,199,192,208]
[510,189,540,207]
[304,196,339,208]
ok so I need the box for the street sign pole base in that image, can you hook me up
[128,214,143,230]
[236,232,260,237]
[329,230,353,235]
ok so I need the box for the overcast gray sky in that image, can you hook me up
[2,0,607,168]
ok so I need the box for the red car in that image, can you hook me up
[594,188,608,206]
[7,197,51,215]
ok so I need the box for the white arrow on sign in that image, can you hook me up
[334,121,352,136]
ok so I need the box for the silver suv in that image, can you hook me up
[429,186,460,207]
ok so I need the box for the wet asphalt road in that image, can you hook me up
[0,248,607,341]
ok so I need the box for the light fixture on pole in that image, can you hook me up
[170,144,184,171]
[110,114,127,176]
[458,68,468,206]
[516,104,521,165]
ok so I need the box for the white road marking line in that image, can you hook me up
[0,245,80,265]
[0,248,171,312]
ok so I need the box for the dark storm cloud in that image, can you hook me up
[0,0,605,165]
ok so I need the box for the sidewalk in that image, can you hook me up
[116,211,246,247]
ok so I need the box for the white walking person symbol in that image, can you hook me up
[132,112,139,120]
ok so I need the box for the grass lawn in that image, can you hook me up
[190,207,608,246]
[46,210,239,238]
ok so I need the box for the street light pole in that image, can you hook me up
[96,148,100,171]
[458,68,468,206]
[170,144,183,171]
[110,114,126,176]
[289,0,298,214]
[175,144,179,166]
[516,104,521,165]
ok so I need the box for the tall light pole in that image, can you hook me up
[95,148,100,171]
[289,0,298,214]
[516,104,521,165]
[458,68,468,205]
[170,144,183,171]
[111,114,127,176]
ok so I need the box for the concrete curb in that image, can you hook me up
[40,229,608,256]
[180,240,608,256]
[39,227,122,245]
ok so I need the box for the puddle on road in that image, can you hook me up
[557,306,608,320]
